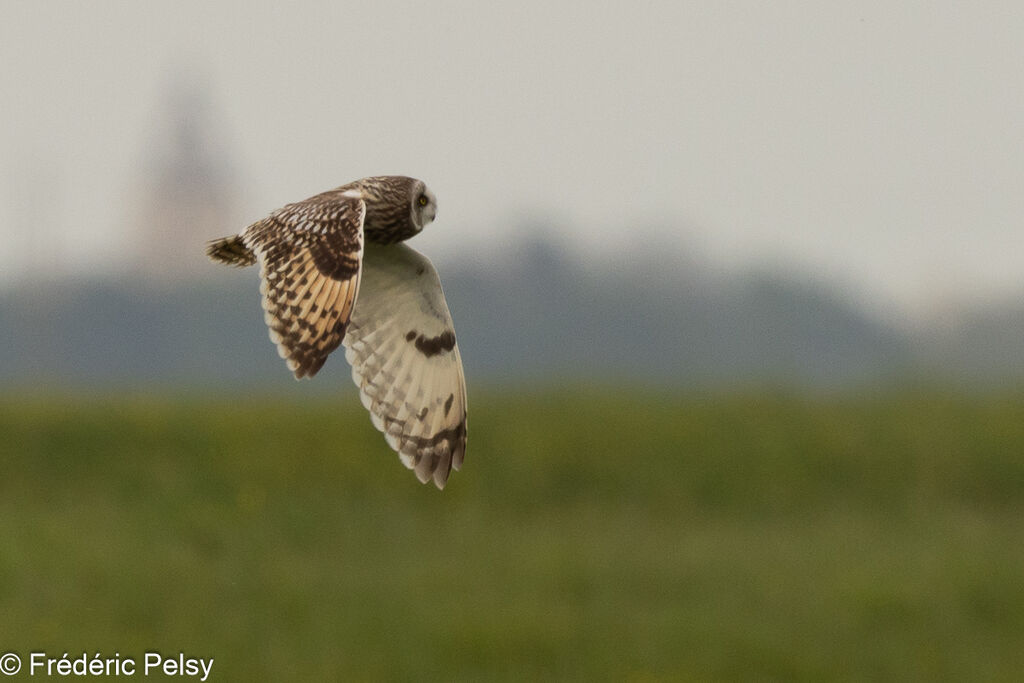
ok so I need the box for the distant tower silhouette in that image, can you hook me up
[133,76,236,281]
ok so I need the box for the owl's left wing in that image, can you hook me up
[243,192,364,379]
[343,243,467,489]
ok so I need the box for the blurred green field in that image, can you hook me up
[1,389,1023,681]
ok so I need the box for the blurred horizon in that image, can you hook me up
[2,225,1022,392]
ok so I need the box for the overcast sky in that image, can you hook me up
[2,1,1023,321]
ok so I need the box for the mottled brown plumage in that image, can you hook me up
[244,193,364,378]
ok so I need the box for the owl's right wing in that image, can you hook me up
[343,243,467,489]
[242,192,365,379]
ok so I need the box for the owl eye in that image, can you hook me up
[418,195,429,207]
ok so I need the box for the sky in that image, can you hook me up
[2,1,1023,322]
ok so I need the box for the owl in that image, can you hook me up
[207,176,466,489]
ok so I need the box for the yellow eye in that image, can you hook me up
[418,195,429,207]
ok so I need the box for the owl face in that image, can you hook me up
[411,181,438,232]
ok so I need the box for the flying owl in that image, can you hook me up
[206,176,466,489]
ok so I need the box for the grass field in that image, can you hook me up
[1,389,1022,681]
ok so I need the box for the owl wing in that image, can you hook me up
[343,243,467,489]
[242,192,365,379]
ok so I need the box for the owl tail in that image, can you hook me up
[207,235,256,267]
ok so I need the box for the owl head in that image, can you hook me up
[411,178,437,229]
[356,175,437,245]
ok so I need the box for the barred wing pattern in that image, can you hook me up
[243,193,365,379]
[343,243,467,489]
